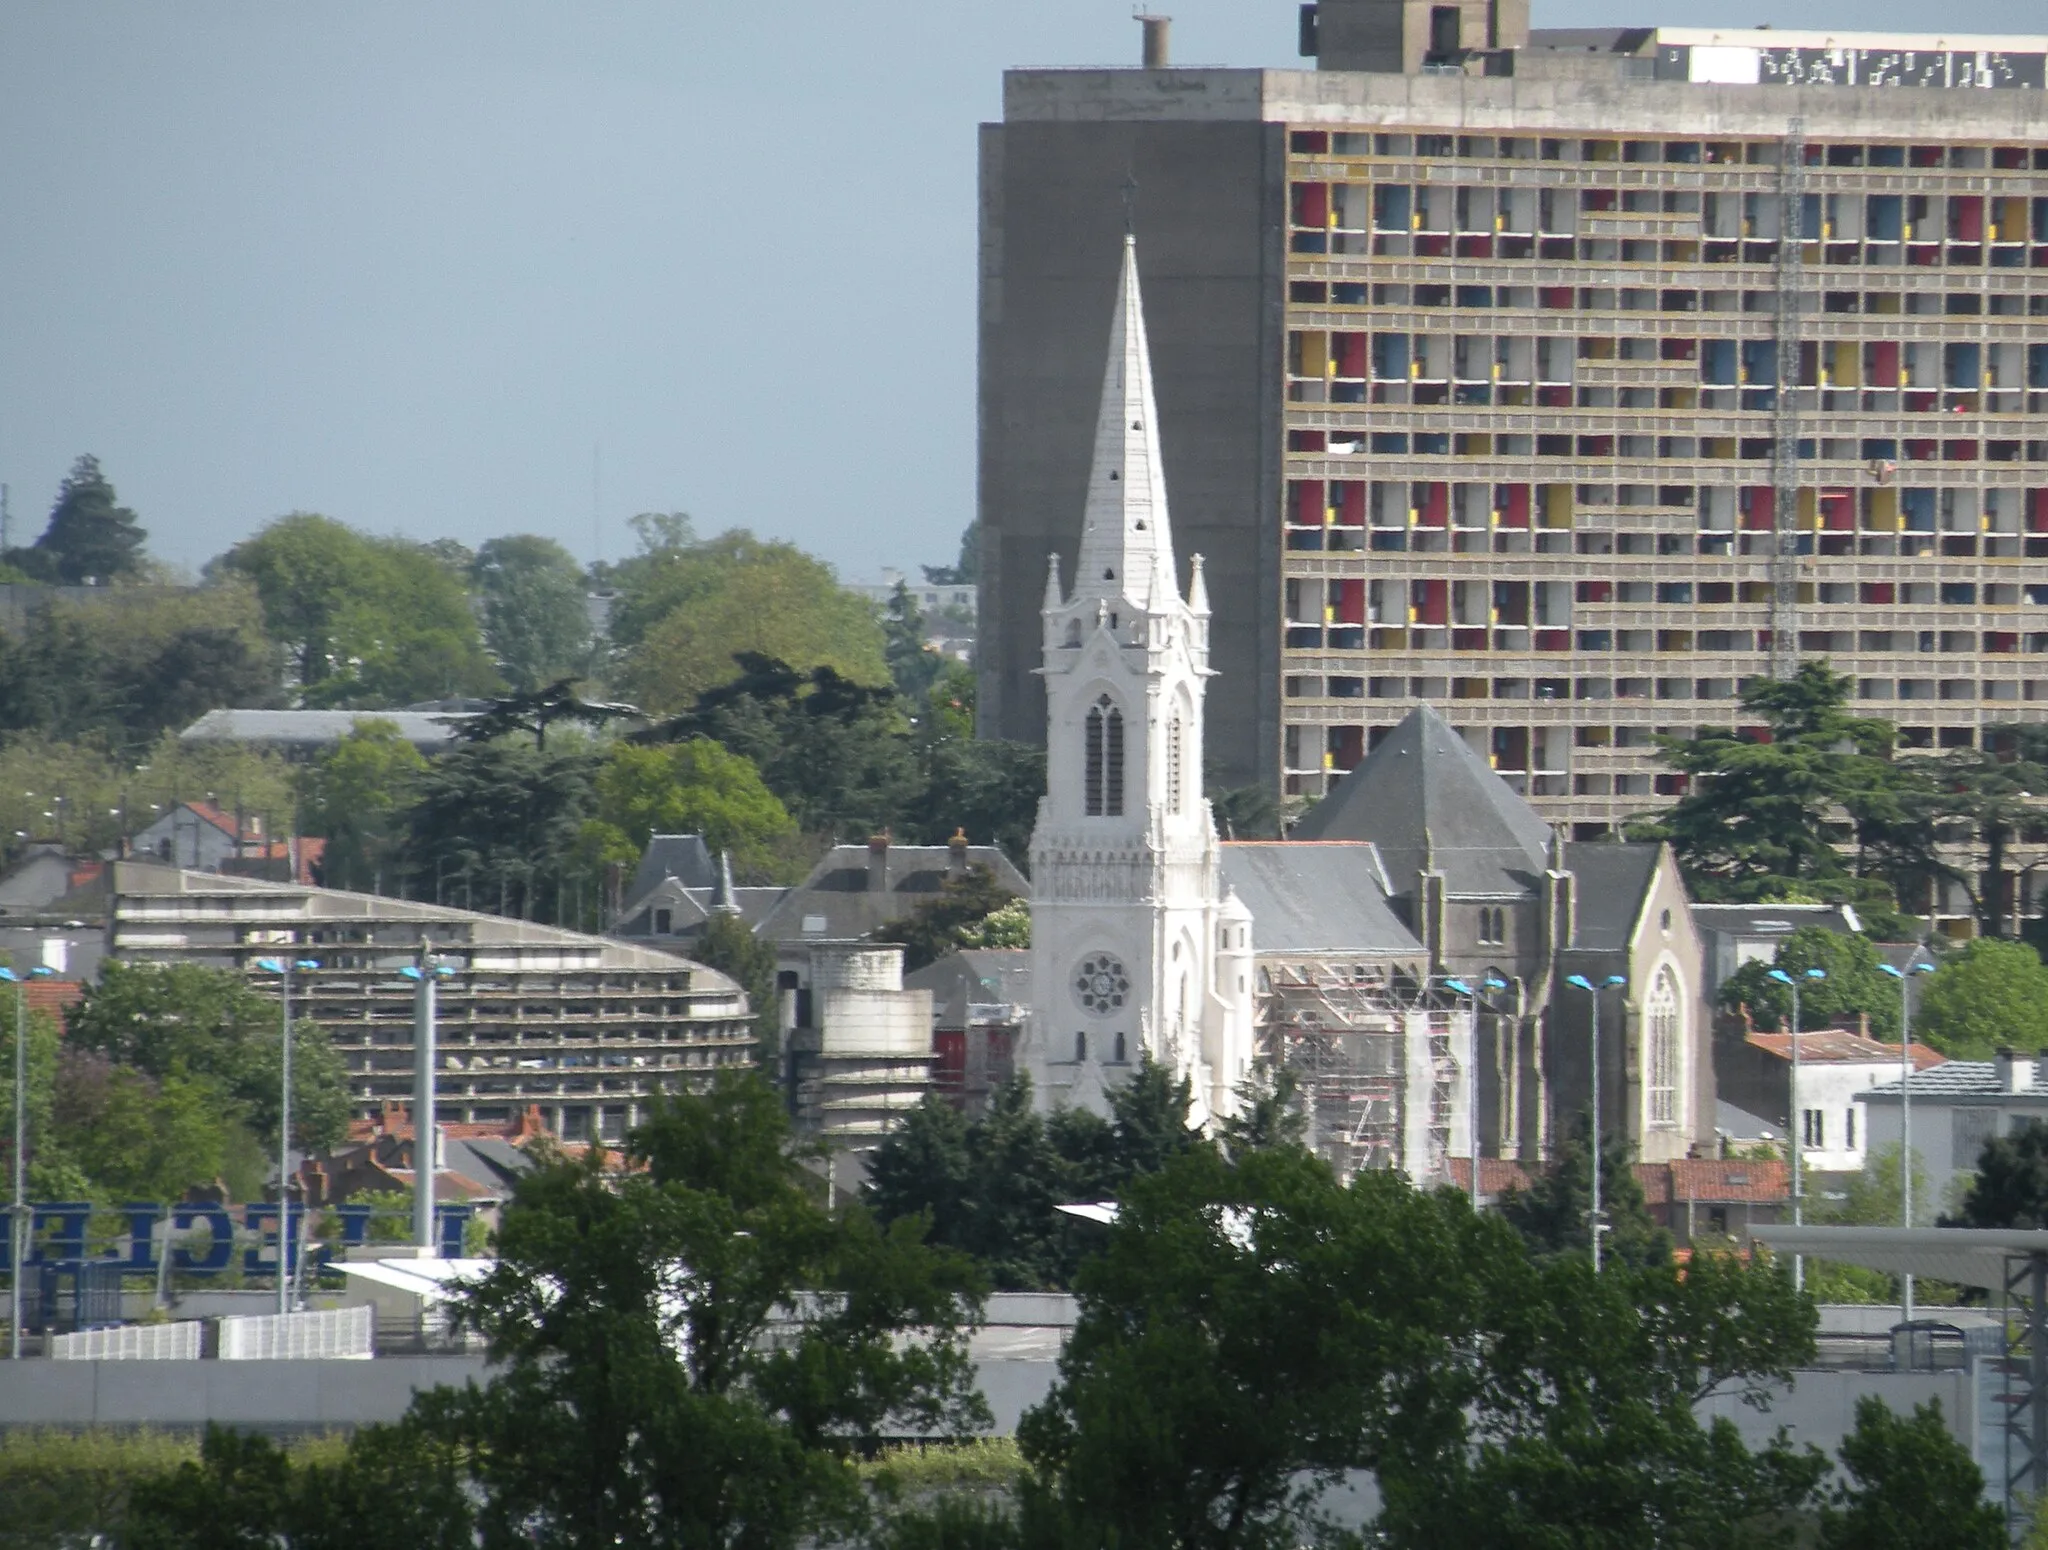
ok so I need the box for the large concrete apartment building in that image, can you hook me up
[978,3,2048,907]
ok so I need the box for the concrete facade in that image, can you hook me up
[979,41,2048,930]
[107,862,754,1136]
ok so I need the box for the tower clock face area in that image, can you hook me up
[1074,953,1130,1017]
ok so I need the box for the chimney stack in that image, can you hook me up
[1999,1047,2036,1094]
[1138,13,1171,68]
[948,827,970,875]
[866,831,891,896]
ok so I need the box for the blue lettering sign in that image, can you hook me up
[0,1201,478,1276]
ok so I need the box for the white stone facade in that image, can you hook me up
[1024,238,1256,1126]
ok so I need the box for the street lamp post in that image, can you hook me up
[400,946,455,1254]
[1768,966,1827,1292]
[1879,958,1937,1319]
[4,962,53,1359]
[1442,974,1515,1208]
[1566,973,1627,1272]
[255,956,319,1316]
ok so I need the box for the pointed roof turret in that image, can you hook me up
[1073,235,1178,612]
[1290,705,1554,895]
[710,850,740,916]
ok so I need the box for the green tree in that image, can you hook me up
[218,514,499,706]
[1498,1114,1673,1270]
[1815,1398,2003,1550]
[615,530,888,715]
[1914,937,2048,1058]
[417,1071,987,1549]
[1019,1144,1508,1549]
[689,910,780,1063]
[16,454,149,584]
[876,864,1020,972]
[0,581,278,750]
[1211,783,1282,840]
[959,897,1029,949]
[884,581,943,703]
[1717,925,1904,1042]
[1633,662,1907,909]
[0,1427,199,1550]
[0,1008,80,1198]
[648,654,919,835]
[920,521,978,587]
[866,1068,1200,1293]
[51,1050,268,1201]
[298,719,428,893]
[911,737,1044,863]
[1376,1247,1825,1549]
[591,738,795,879]
[402,736,600,921]
[1948,1117,2048,1228]
[123,1422,475,1550]
[65,962,349,1152]
[471,534,592,692]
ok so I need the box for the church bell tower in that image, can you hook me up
[1025,237,1254,1124]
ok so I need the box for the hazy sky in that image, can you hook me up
[3,1,2039,581]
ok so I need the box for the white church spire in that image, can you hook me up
[1074,235,1178,612]
[1025,238,1253,1130]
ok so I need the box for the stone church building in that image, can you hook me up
[1015,237,1714,1178]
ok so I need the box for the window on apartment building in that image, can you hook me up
[1954,1107,1998,1170]
[1801,1109,1825,1149]
[1647,967,1680,1127]
[1845,1108,1856,1151]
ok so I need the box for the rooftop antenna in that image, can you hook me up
[1120,168,1139,236]
[1,483,10,553]
[591,441,603,566]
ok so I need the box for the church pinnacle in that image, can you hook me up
[1073,235,1179,612]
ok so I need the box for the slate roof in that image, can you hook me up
[906,949,1033,1024]
[1219,843,1423,957]
[1563,842,1661,952]
[1691,902,1863,938]
[1860,1062,2048,1102]
[752,844,1030,946]
[1290,705,1553,896]
[179,708,471,751]
[625,834,718,911]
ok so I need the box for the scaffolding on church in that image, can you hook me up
[1256,960,1469,1185]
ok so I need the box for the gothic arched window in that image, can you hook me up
[1085,695,1125,817]
[1647,966,1682,1128]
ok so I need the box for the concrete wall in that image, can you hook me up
[978,117,1286,793]
[0,1356,489,1432]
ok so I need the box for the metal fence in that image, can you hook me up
[50,1321,202,1361]
[218,1305,374,1361]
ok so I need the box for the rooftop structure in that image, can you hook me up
[179,708,473,754]
[978,8,2048,935]
[106,862,755,1139]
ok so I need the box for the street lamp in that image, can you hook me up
[1879,958,1938,1319]
[3,963,53,1360]
[254,956,319,1316]
[1566,973,1627,1272]
[1768,966,1827,1291]
[400,948,455,1254]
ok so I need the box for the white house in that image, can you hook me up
[1722,1029,1946,1177]
[1861,1052,2048,1220]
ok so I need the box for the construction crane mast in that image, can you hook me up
[1769,119,1807,681]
